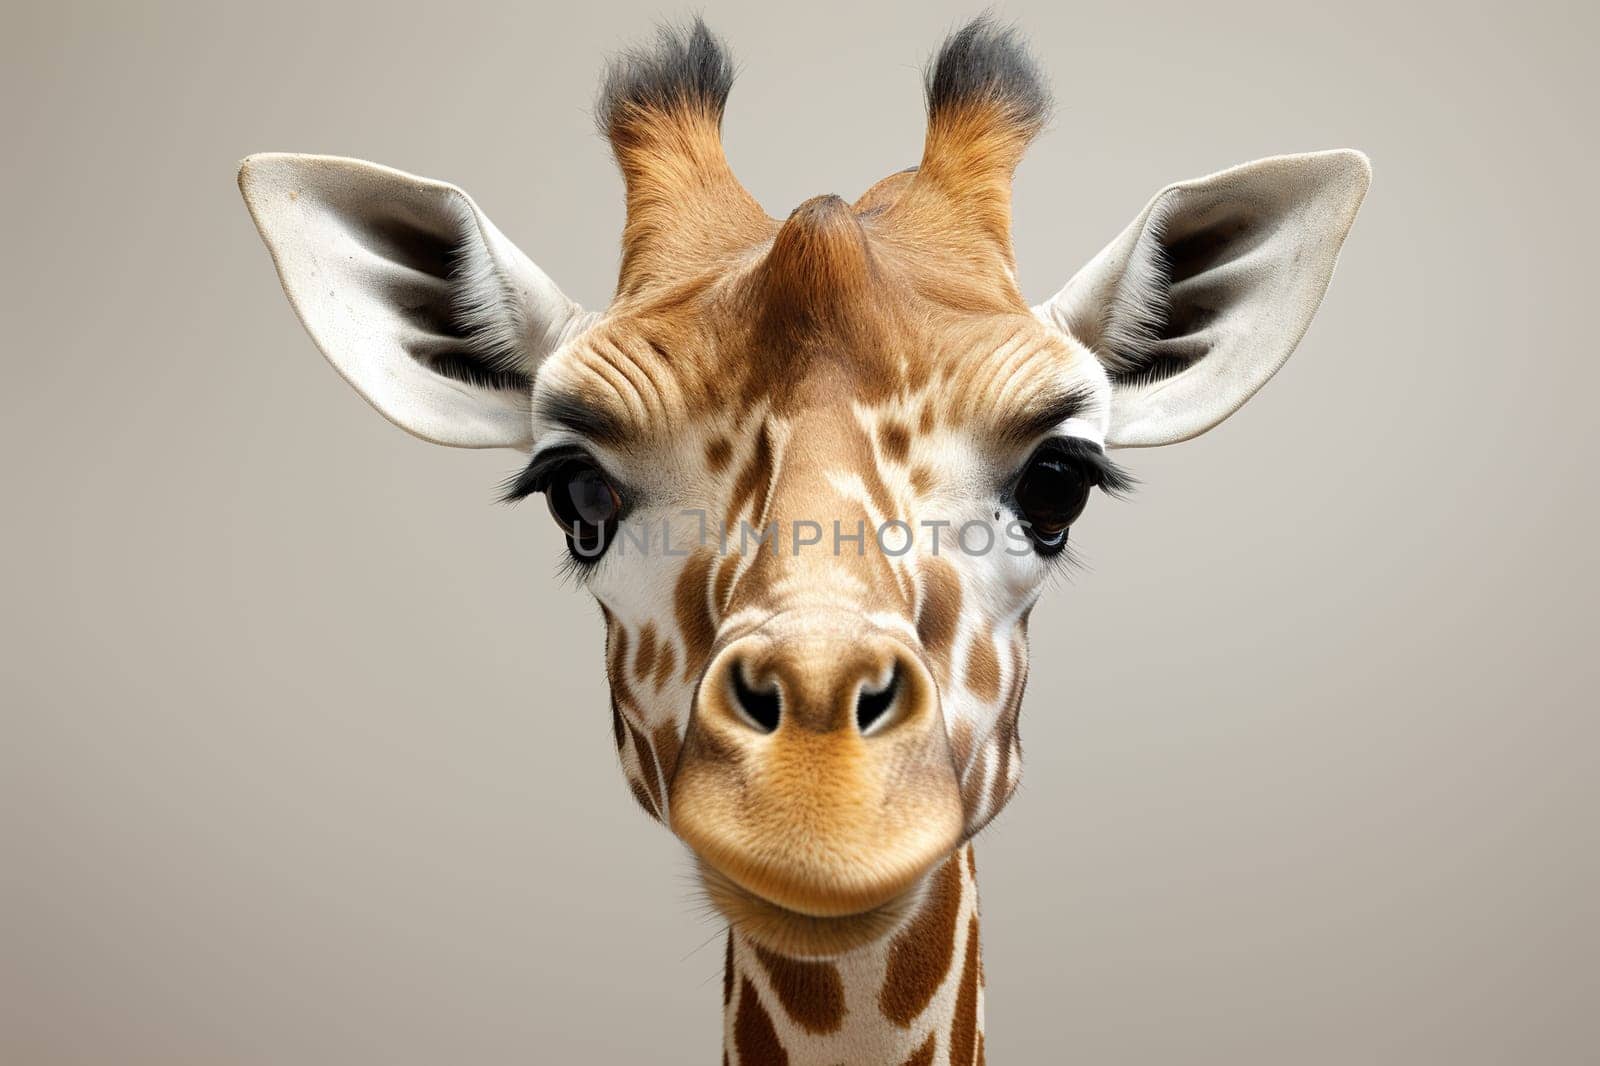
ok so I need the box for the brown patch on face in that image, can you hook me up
[654,642,677,692]
[634,622,658,683]
[880,851,963,1027]
[902,1032,937,1066]
[627,775,659,822]
[948,720,974,772]
[976,1033,986,1065]
[918,398,937,435]
[963,632,1000,702]
[724,930,734,1007]
[714,552,742,614]
[751,944,845,1035]
[705,434,734,473]
[626,719,663,813]
[989,635,1028,814]
[989,723,1015,818]
[735,977,788,1065]
[848,418,902,526]
[879,419,912,464]
[726,422,774,532]
[652,721,682,785]
[910,463,936,496]
[674,550,718,681]
[915,558,963,683]
[607,621,630,687]
[965,843,976,881]
[609,700,625,752]
[948,915,980,1065]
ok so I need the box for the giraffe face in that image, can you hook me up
[523,188,1121,951]
[239,19,1369,963]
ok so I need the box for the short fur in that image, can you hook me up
[596,19,770,298]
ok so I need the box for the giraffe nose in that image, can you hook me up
[717,632,918,737]
[670,615,963,919]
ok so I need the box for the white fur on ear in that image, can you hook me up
[1036,150,1371,447]
[238,153,587,449]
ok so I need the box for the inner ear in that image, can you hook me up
[1106,194,1280,391]
[355,207,531,394]
[1146,200,1278,381]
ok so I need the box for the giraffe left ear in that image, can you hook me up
[1035,150,1371,447]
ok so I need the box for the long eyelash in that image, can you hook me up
[1091,451,1138,499]
[554,549,602,586]
[1042,436,1138,498]
[502,448,612,582]
[1041,538,1088,579]
[499,446,587,503]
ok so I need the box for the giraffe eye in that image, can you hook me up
[544,460,623,560]
[1011,437,1132,557]
[1013,451,1092,555]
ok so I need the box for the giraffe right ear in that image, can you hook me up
[1035,150,1370,448]
[238,154,588,449]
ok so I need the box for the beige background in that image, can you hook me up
[3,0,1596,1062]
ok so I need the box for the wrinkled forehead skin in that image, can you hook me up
[534,186,1112,466]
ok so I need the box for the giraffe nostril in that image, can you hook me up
[729,660,781,734]
[855,665,900,735]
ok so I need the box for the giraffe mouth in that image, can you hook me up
[695,858,925,959]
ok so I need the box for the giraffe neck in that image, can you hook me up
[721,844,984,1065]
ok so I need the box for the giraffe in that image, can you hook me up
[237,17,1368,1063]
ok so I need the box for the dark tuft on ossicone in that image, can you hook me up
[596,18,736,139]
[924,15,1052,131]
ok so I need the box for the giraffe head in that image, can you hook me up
[239,18,1368,957]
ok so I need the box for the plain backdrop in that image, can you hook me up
[3,1,1596,1063]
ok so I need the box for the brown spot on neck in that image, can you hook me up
[735,976,789,1065]
[750,943,846,1034]
[948,915,981,1065]
[901,1031,937,1066]
[880,851,964,1027]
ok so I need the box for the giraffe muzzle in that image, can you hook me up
[668,614,964,924]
